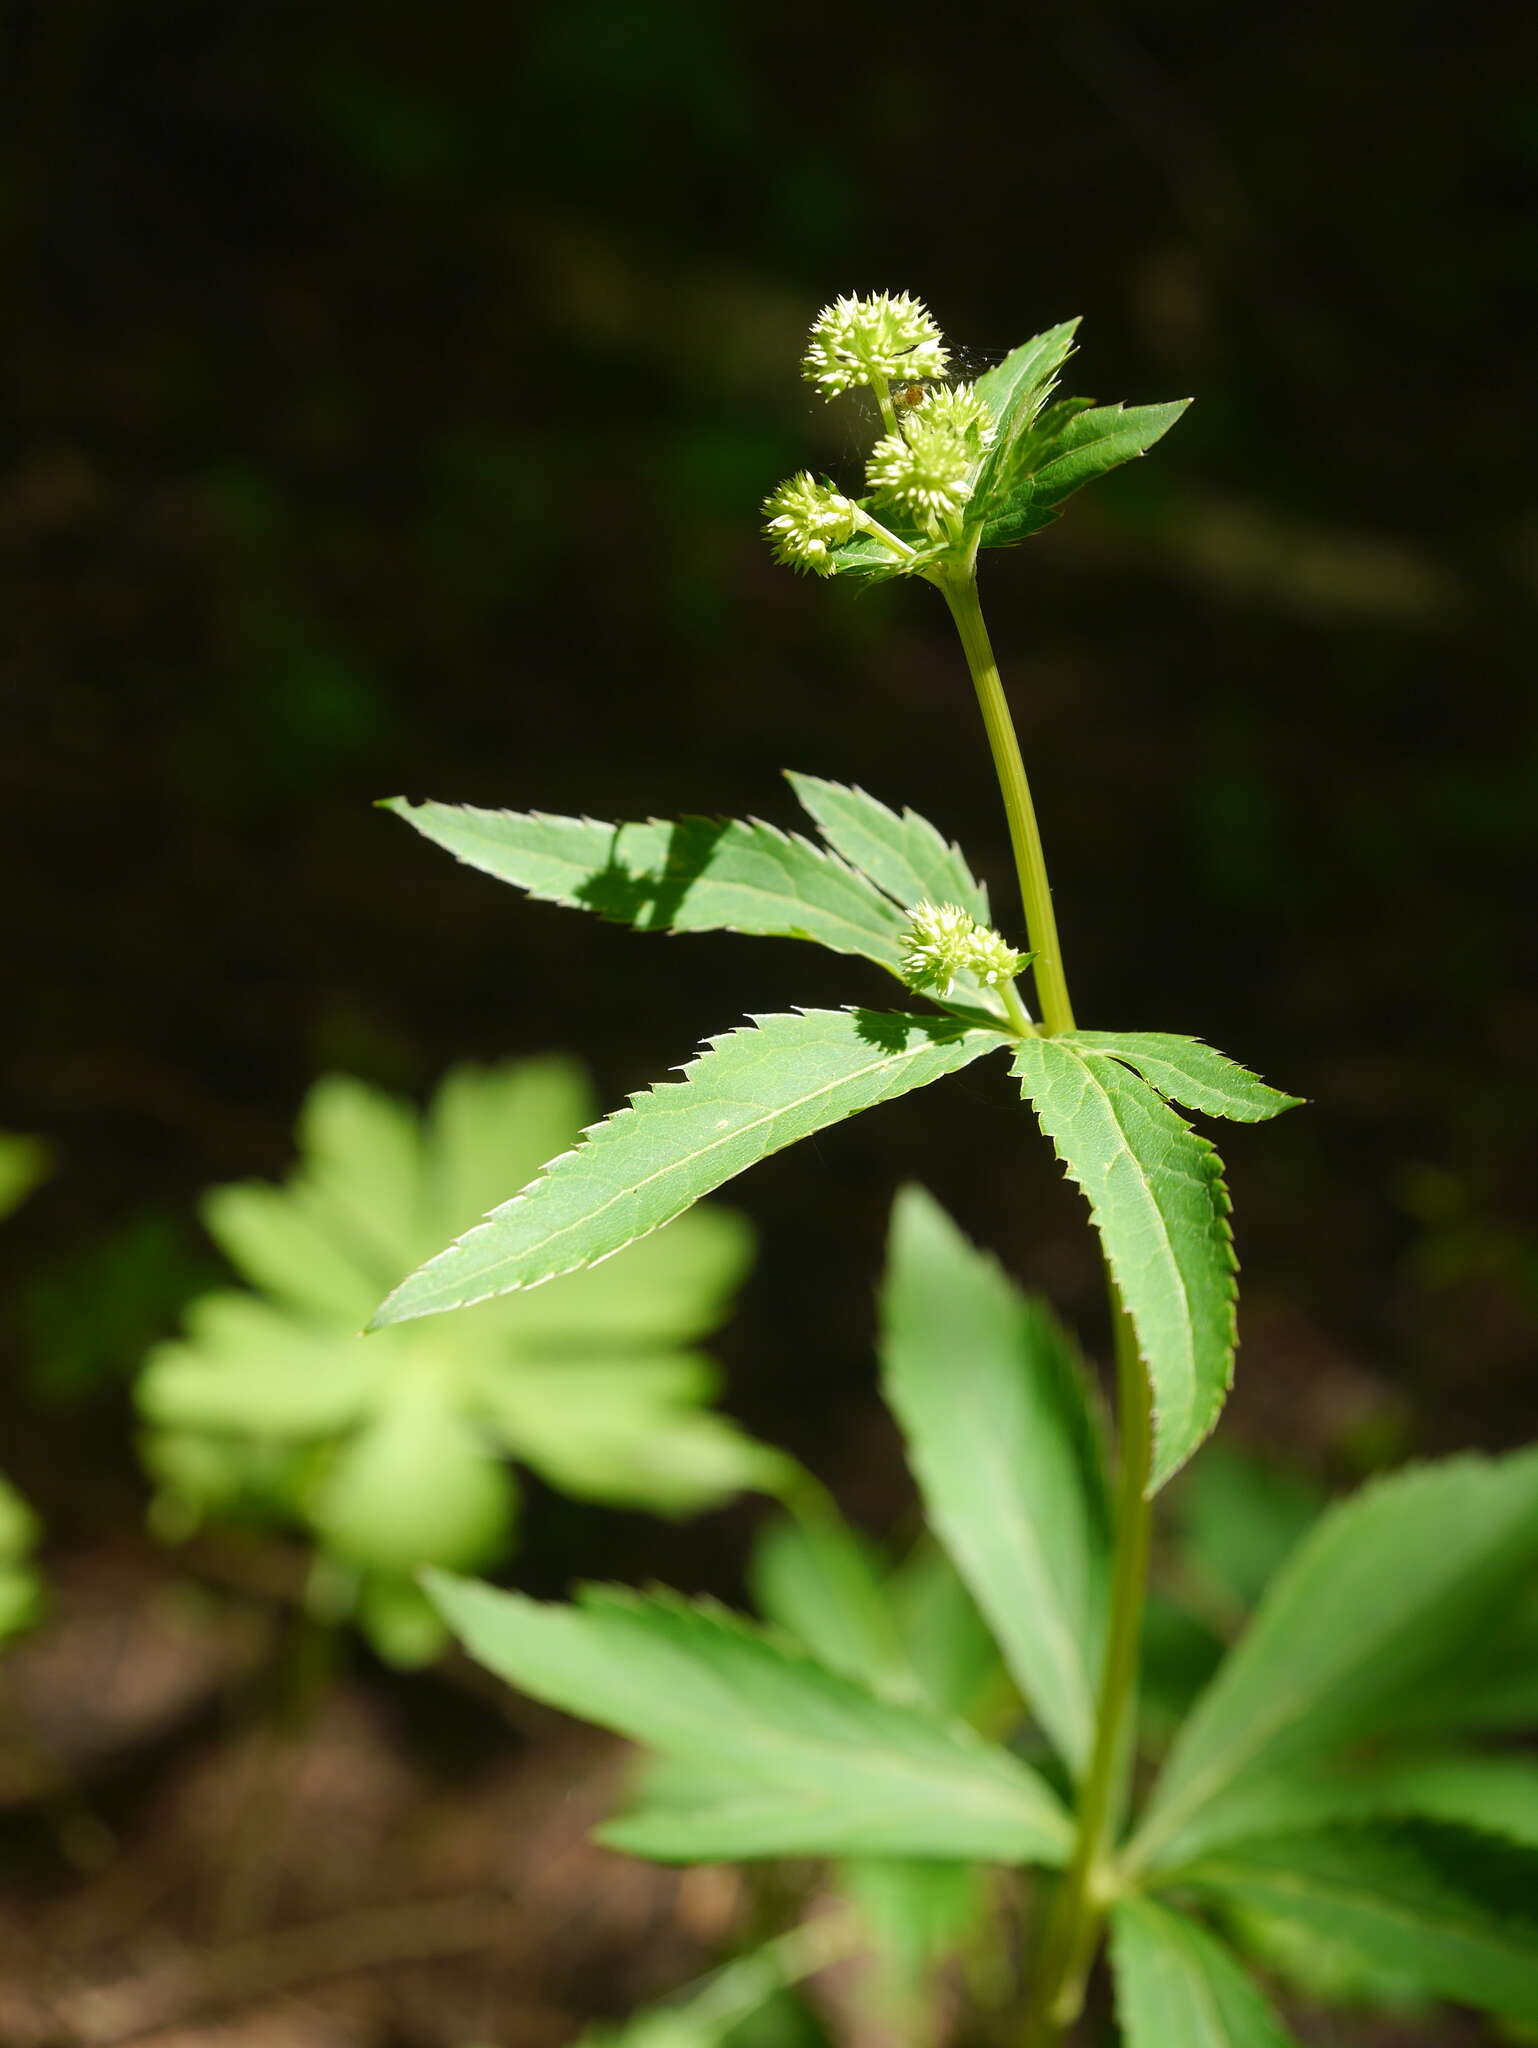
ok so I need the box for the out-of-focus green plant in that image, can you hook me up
[0,1134,49,1643]
[137,1060,779,1665]
[0,1477,43,1645]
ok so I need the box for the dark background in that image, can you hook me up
[2,2,1536,2042]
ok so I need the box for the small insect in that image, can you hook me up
[895,380,932,410]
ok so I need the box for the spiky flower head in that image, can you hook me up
[866,408,976,522]
[802,292,949,399]
[907,379,996,454]
[761,471,859,577]
[900,901,1027,999]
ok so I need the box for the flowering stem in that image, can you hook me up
[866,365,900,435]
[937,564,1154,2045]
[936,570,1075,1036]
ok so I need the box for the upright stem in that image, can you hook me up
[941,564,1155,2043]
[939,572,1075,1036]
[1025,1301,1153,2043]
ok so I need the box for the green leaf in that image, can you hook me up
[968,320,1082,519]
[976,493,1062,550]
[0,1476,40,1566]
[311,1384,517,1573]
[139,1292,385,1436]
[1174,1445,1325,1621]
[1010,1038,1236,1492]
[879,1185,1110,1775]
[784,773,989,924]
[1133,1448,1538,1870]
[142,1059,763,1569]
[888,1538,1006,1723]
[374,1011,1005,1326]
[477,1356,788,1514]
[1110,1896,1300,2048]
[429,1575,1072,1867]
[1025,400,1192,509]
[383,800,913,973]
[424,1056,598,1252]
[1060,1034,1302,1125]
[1180,1823,1538,2026]
[748,1505,920,1702]
[1403,1588,1538,1732]
[1143,1749,1538,1865]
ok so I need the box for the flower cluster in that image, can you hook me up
[900,901,1027,999]
[801,292,949,397]
[760,472,859,578]
[866,379,995,523]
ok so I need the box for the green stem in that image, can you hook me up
[940,564,1155,2043]
[938,571,1075,1035]
[1024,1301,1153,2043]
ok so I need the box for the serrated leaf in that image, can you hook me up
[1110,1896,1300,2048]
[1025,400,1192,509]
[425,1056,597,1249]
[428,1574,1072,1866]
[1133,1448,1538,1870]
[977,493,1063,550]
[374,1011,1005,1326]
[784,773,988,924]
[1143,1749,1538,1866]
[1010,1039,1236,1492]
[968,320,1082,521]
[748,1506,920,1702]
[1180,1823,1538,2026]
[880,1185,1110,1775]
[384,800,912,972]
[1062,1034,1302,1125]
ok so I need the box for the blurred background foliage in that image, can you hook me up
[1,0,1535,2040]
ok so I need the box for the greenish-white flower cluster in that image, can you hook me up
[761,471,859,578]
[764,294,1000,579]
[867,379,995,522]
[900,901,1027,999]
[801,291,949,396]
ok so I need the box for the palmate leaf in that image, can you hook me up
[1132,1448,1538,1871]
[382,800,911,973]
[427,1574,1072,1867]
[1010,1039,1238,1492]
[1180,1823,1538,2027]
[880,1186,1110,1777]
[1110,1896,1300,2048]
[372,1010,1005,1327]
[140,1061,768,1665]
